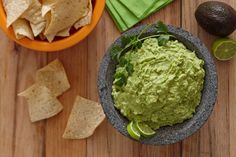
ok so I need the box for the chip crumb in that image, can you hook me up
[63,96,105,139]
[18,84,63,122]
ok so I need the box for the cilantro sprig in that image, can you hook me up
[111,21,174,87]
[113,56,134,87]
[111,21,174,62]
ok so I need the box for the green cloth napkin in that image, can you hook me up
[106,0,128,31]
[119,0,157,19]
[106,0,173,32]
[146,0,173,16]
[109,0,139,29]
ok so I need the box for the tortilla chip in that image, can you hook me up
[21,0,46,36]
[18,84,63,122]
[29,22,46,37]
[3,0,32,27]
[44,11,51,28]
[43,12,56,42]
[63,96,105,139]
[36,59,70,97]
[12,18,34,40]
[43,0,89,36]
[74,0,93,29]
[45,27,70,42]
[45,35,54,42]
[45,26,70,42]
[57,27,70,37]
[41,0,54,17]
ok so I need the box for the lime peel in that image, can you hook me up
[212,38,236,61]
[127,121,141,140]
[135,122,156,137]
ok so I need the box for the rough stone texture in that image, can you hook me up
[97,24,218,145]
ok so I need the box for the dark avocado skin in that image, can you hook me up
[195,1,236,37]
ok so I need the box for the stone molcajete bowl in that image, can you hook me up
[98,24,218,145]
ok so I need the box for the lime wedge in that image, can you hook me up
[212,38,236,61]
[135,122,156,137]
[127,121,141,140]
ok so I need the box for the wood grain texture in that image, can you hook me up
[0,0,235,157]
[182,1,236,157]
[14,50,47,157]
[0,31,18,157]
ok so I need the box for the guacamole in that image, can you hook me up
[112,38,205,130]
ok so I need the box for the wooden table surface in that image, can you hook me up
[0,0,236,157]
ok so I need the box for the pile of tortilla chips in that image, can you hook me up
[18,59,105,139]
[18,59,70,122]
[3,0,93,42]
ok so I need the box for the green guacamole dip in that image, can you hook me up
[112,38,205,130]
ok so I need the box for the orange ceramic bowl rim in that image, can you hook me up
[0,0,105,52]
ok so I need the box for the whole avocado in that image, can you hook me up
[195,1,236,36]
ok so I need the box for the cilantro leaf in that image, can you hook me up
[134,40,142,49]
[121,35,134,47]
[110,45,122,61]
[158,35,171,46]
[156,21,168,34]
[126,62,134,76]
[114,73,127,86]
[119,57,128,66]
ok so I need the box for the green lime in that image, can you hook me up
[135,122,156,137]
[127,121,141,140]
[212,38,236,61]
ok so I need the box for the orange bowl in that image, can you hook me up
[0,0,105,52]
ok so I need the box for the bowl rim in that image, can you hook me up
[98,24,218,145]
[0,0,105,52]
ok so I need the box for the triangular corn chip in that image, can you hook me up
[74,0,93,29]
[12,18,34,40]
[22,0,46,36]
[63,96,105,139]
[18,84,63,122]
[43,0,89,36]
[4,0,32,27]
[36,59,70,97]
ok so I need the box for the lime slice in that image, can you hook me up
[135,122,156,137]
[212,38,236,61]
[127,121,141,140]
